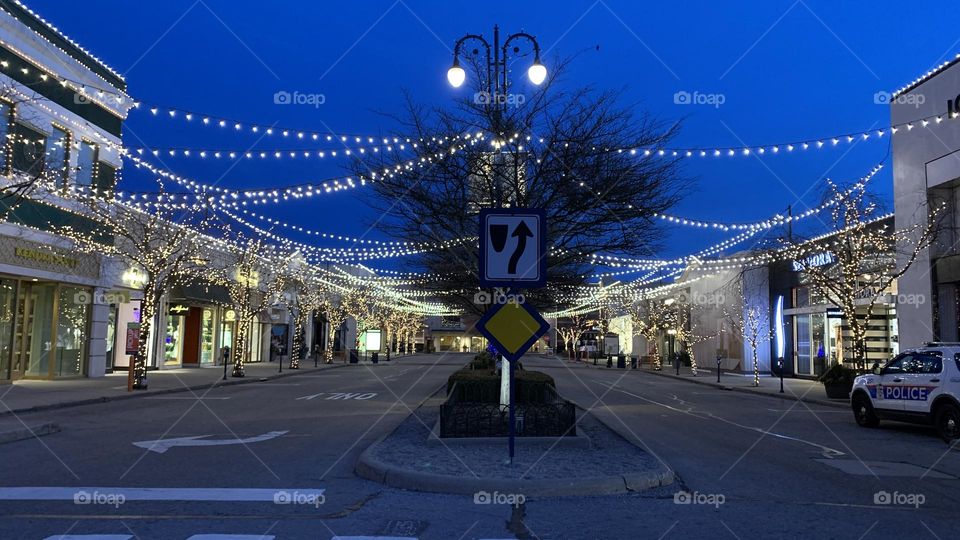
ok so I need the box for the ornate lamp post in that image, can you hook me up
[446,25,547,115]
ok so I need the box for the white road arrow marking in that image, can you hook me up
[132,431,289,454]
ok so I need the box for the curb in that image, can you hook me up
[636,368,849,409]
[355,396,675,497]
[0,360,371,418]
[356,436,673,497]
[0,421,59,444]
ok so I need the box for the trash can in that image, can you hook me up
[617,354,626,369]
[630,356,638,369]
[349,349,359,364]
[371,352,379,364]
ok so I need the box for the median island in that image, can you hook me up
[356,352,674,497]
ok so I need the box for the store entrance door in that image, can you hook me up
[182,307,202,366]
[11,281,56,380]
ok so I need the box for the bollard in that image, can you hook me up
[716,356,722,383]
[779,358,785,393]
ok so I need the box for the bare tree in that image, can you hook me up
[285,261,328,369]
[667,295,717,377]
[631,298,671,370]
[323,299,349,363]
[349,59,688,315]
[215,236,288,377]
[342,286,374,351]
[725,300,769,387]
[557,312,590,361]
[781,183,940,370]
[62,196,215,389]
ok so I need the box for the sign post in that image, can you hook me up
[478,208,548,464]
[125,322,140,393]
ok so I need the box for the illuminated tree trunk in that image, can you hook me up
[752,345,760,387]
[325,326,334,363]
[688,344,698,376]
[648,336,661,370]
[233,318,250,377]
[844,302,869,371]
[132,285,160,389]
[290,310,306,369]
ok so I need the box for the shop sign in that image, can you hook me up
[948,94,960,118]
[168,304,190,315]
[125,322,140,355]
[14,246,79,269]
[792,252,835,272]
[224,309,237,322]
[0,237,99,278]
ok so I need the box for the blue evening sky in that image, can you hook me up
[29,0,960,271]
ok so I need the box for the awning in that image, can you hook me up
[171,282,232,305]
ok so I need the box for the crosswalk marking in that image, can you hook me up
[43,536,133,540]
[331,537,417,540]
[0,487,323,502]
[187,534,276,540]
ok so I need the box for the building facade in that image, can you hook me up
[0,0,135,382]
[891,55,960,348]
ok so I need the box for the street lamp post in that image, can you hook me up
[447,27,545,466]
[447,25,546,136]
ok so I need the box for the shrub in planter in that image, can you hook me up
[446,366,556,403]
[818,361,856,399]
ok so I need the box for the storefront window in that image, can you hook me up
[795,314,811,375]
[105,304,117,371]
[56,286,88,377]
[0,279,16,380]
[164,314,184,365]
[200,309,215,364]
[811,313,826,375]
[828,317,844,363]
[248,320,262,363]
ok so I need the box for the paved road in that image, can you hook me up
[0,353,957,539]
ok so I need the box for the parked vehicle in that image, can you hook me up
[850,343,960,441]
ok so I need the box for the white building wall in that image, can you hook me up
[891,61,960,347]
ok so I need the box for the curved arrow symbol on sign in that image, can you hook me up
[133,430,289,454]
[507,220,533,274]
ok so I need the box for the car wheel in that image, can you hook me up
[852,393,879,428]
[934,402,960,442]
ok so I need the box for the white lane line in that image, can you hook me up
[0,487,323,502]
[595,381,845,458]
[145,397,231,400]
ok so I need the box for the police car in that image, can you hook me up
[850,344,960,441]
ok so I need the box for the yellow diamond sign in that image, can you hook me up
[475,301,550,362]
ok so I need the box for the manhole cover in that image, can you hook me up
[814,459,955,479]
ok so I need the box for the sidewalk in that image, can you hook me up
[556,356,849,409]
[0,354,419,417]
